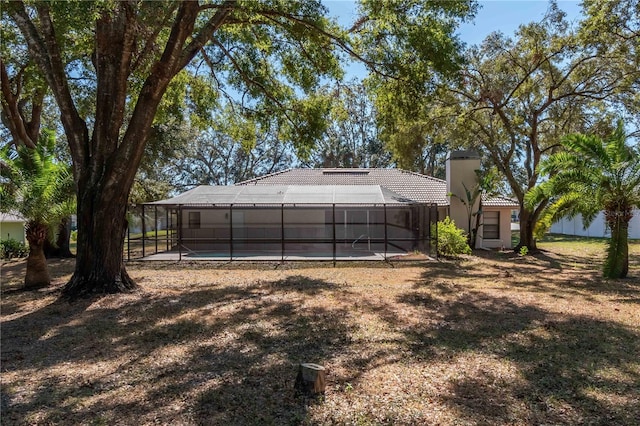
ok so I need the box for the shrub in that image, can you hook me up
[431,217,472,257]
[1,238,29,260]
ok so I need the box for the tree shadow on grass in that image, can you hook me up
[442,316,640,425]
[267,274,340,295]
[396,288,640,425]
[396,290,546,356]
[473,247,602,271]
[190,302,352,424]
[3,262,639,425]
[1,258,75,289]
[1,275,353,425]
[417,252,640,304]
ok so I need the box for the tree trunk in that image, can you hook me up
[604,208,630,279]
[61,180,137,298]
[294,363,326,397]
[9,2,235,298]
[43,238,56,258]
[24,221,51,289]
[55,217,74,257]
[515,207,537,251]
[470,200,483,249]
[43,218,74,258]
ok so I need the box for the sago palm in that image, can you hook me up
[0,131,75,288]
[527,121,640,278]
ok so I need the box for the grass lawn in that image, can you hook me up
[126,229,173,239]
[1,238,639,425]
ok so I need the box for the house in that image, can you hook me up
[137,151,517,261]
[0,212,26,244]
[238,151,517,249]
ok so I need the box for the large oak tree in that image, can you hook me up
[358,0,477,175]
[304,83,392,169]
[361,2,638,251]
[5,0,474,297]
[6,0,345,296]
[434,4,637,250]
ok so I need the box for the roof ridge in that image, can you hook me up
[395,168,446,184]
[484,194,517,201]
[236,168,294,186]
[240,167,446,182]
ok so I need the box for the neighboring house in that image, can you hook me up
[0,212,26,244]
[140,151,517,260]
[550,210,640,239]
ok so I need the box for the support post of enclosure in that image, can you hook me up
[166,208,169,251]
[332,204,336,267]
[178,205,182,261]
[229,204,233,261]
[434,204,438,259]
[367,209,371,252]
[384,203,388,260]
[141,204,146,259]
[154,205,158,254]
[281,204,285,263]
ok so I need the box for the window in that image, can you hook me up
[188,211,201,229]
[483,211,500,239]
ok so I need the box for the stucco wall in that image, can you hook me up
[0,221,25,244]
[477,207,513,249]
[446,152,481,234]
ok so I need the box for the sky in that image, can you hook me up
[457,0,583,45]
[324,0,584,79]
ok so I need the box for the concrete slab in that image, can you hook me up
[134,250,408,262]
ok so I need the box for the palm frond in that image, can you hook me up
[0,138,75,226]
[531,119,639,278]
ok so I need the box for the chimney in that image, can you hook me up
[446,150,481,234]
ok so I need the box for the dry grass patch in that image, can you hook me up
[1,239,639,425]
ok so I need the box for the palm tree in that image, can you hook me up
[0,131,75,288]
[526,121,640,278]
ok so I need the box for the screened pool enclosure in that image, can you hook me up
[125,185,438,262]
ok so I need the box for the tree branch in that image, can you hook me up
[0,59,37,148]
[8,1,88,171]
[179,0,237,70]
[209,38,295,126]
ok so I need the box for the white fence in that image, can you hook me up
[550,209,640,239]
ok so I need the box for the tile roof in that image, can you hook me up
[238,168,450,205]
[0,212,26,223]
[150,169,518,208]
[238,168,519,208]
[482,195,520,207]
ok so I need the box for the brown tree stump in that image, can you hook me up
[294,363,326,397]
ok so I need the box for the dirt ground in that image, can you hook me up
[1,240,639,425]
